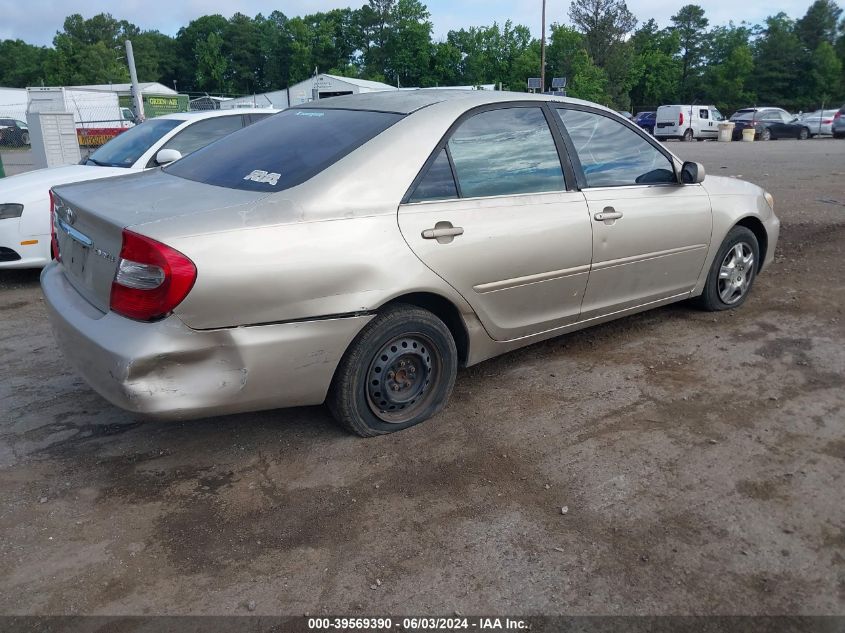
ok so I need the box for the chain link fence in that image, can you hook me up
[0,103,31,176]
[1,101,139,176]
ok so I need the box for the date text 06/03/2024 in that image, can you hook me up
[306,617,529,630]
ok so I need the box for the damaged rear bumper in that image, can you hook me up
[41,262,372,420]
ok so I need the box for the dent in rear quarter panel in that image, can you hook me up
[164,213,468,330]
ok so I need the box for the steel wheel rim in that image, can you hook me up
[718,242,755,305]
[366,333,440,423]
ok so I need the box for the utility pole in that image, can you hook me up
[540,0,547,93]
[125,40,145,122]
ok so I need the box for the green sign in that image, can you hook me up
[119,94,189,118]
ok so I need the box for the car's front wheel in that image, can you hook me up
[694,226,760,311]
[20,131,30,146]
[327,304,458,436]
[798,127,809,140]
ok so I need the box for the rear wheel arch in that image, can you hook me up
[380,292,469,367]
[735,216,768,269]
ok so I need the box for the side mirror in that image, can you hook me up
[155,149,182,165]
[681,161,705,184]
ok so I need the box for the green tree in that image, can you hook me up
[195,31,228,92]
[670,5,709,101]
[628,20,681,108]
[0,40,54,87]
[546,25,610,103]
[567,0,637,68]
[131,31,179,87]
[807,41,843,106]
[701,25,755,112]
[176,14,229,92]
[383,0,434,86]
[796,0,842,51]
[752,13,803,109]
[48,13,137,84]
[446,21,535,88]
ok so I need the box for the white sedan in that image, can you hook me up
[0,108,277,269]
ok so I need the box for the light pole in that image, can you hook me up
[540,0,547,93]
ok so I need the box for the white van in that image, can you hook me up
[654,105,724,141]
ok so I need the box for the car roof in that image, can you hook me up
[295,89,613,117]
[156,108,281,122]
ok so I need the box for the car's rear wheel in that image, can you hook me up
[327,304,457,437]
[694,226,760,311]
[21,131,30,145]
[798,127,809,140]
[682,128,694,142]
[760,128,771,141]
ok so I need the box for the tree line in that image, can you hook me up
[1,0,843,114]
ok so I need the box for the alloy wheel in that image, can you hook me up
[718,242,755,305]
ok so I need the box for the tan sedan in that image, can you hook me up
[42,90,779,436]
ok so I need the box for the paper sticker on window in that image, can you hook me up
[243,170,281,185]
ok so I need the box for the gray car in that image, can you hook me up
[42,90,780,436]
[833,105,845,138]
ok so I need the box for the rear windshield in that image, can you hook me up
[730,110,756,121]
[87,118,182,167]
[165,108,404,192]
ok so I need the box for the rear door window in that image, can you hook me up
[165,108,403,192]
[446,107,565,198]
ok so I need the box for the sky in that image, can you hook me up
[0,0,814,46]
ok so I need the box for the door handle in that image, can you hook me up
[422,222,464,243]
[593,207,623,222]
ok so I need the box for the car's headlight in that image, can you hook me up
[764,192,774,211]
[0,203,24,220]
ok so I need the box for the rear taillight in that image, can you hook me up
[110,229,196,322]
[823,119,832,124]
[49,190,60,262]
[834,111,841,121]
[679,112,684,125]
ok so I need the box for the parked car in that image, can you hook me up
[633,111,656,134]
[617,110,634,120]
[833,105,845,138]
[802,109,839,136]
[0,108,277,269]
[654,105,724,141]
[0,118,30,146]
[729,107,811,140]
[42,90,779,436]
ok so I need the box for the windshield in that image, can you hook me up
[87,118,182,168]
[165,108,404,192]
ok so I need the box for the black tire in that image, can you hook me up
[693,226,760,312]
[327,304,458,437]
[20,131,30,146]
[760,128,771,141]
[682,128,694,142]
[798,127,809,140]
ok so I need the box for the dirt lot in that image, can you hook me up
[0,138,843,616]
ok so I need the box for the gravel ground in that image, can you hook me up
[0,137,843,616]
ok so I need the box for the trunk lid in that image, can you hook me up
[52,170,267,313]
